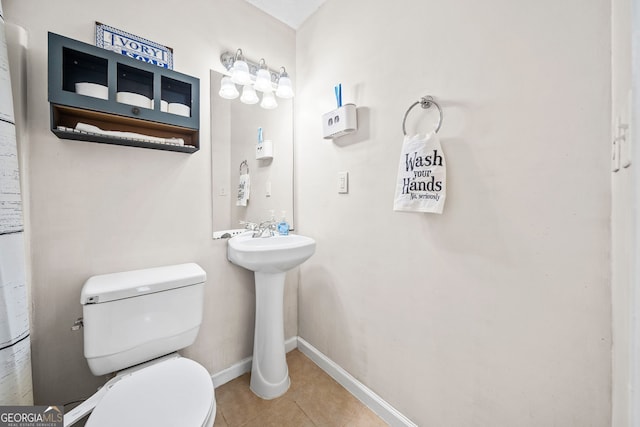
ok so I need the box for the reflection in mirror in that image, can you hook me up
[210,70,294,237]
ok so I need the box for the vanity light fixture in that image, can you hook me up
[219,76,239,99]
[219,49,293,109]
[260,92,278,110]
[275,67,293,99]
[230,49,251,85]
[254,59,274,93]
[240,84,259,104]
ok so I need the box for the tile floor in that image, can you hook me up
[213,349,388,427]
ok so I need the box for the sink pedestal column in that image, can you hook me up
[250,271,290,399]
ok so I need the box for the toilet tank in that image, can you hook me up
[81,263,206,376]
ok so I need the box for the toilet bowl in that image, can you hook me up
[64,263,216,427]
[85,355,215,427]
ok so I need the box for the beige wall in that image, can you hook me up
[295,0,612,425]
[4,0,620,423]
[4,0,297,405]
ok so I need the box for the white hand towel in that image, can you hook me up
[236,173,250,207]
[75,122,185,146]
[393,133,446,214]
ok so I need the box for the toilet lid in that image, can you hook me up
[86,357,214,427]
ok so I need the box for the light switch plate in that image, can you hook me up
[338,171,349,194]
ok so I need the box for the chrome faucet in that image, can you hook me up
[253,220,277,238]
[240,220,277,238]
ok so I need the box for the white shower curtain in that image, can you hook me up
[0,0,34,405]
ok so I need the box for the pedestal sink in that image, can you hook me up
[227,232,316,399]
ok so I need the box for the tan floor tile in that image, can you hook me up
[240,398,315,427]
[347,406,388,427]
[215,349,388,427]
[292,372,363,426]
[213,408,229,427]
[287,350,326,394]
[216,373,288,426]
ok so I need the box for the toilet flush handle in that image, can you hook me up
[71,317,83,331]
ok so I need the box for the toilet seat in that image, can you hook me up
[85,356,215,427]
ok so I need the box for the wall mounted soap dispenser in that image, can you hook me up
[256,127,273,159]
[322,83,357,139]
[322,103,357,139]
[256,140,273,159]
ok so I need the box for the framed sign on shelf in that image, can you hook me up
[95,22,173,69]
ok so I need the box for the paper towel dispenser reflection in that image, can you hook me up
[322,104,357,139]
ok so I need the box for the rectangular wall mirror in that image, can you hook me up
[210,70,294,237]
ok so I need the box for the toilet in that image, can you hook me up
[65,263,216,427]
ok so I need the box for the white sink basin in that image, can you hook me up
[227,233,316,274]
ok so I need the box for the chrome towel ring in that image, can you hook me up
[402,95,443,135]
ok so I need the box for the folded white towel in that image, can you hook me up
[75,122,185,146]
[393,133,446,214]
[236,173,250,207]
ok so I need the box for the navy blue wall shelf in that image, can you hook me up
[48,32,200,153]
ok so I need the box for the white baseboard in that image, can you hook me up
[297,337,417,427]
[211,336,298,388]
[211,355,252,388]
[212,336,416,427]
[284,336,298,353]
